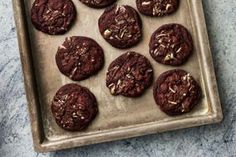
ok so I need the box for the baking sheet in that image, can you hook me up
[13,0,223,152]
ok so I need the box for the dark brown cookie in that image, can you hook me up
[56,36,104,81]
[136,0,179,17]
[153,69,201,116]
[98,5,142,49]
[106,51,153,97]
[79,0,117,8]
[31,0,76,35]
[51,84,98,131]
[149,24,193,66]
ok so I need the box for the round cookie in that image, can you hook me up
[51,84,98,131]
[79,0,117,8]
[31,0,76,35]
[56,36,104,81]
[153,69,201,116]
[106,51,153,97]
[149,24,193,66]
[98,5,142,49]
[136,0,179,17]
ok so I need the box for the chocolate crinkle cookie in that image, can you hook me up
[106,51,153,97]
[56,36,104,81]
[79,0,117,8]
[136,0,179,17]
[51,84,98,131]
[31,0,76,35]
[98,5,142,49]
[153,69,201,116]
[149,23,193,66]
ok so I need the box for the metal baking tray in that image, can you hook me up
[13,0,223,152]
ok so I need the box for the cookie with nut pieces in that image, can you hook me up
[56,36,104,81]
[98,5,142,49]
[153,69,201,116]
[136,0,179,17]
[149,23,193,66]
[51,84,98,131]
[106,51,153,97]
[31,0,76,35]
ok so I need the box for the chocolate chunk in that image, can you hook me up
[136,0,179,17]
[56,36,104,81]
[106,51,153,97]
[51,84,98,131]
[98,5,142,49]
[153,69,201,115]
[149,23,193,66]
[31,0,76,35]
[79,0,117,8]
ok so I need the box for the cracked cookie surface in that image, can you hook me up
[106,51,153,97]
[51,84,98,131]
[56,36,104,81]
[149,24,193,66]
[153,69,201,116]
[99,5,142,49]
[136,0,179,17]
[31,0,76,35]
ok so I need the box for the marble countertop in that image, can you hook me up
[0,0,235,157]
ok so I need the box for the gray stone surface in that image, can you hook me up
[0,0,235,156]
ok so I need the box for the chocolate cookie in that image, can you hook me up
[31,0,76,35]
[149,24,193,66]
[51,84,98,131]
[153,69,201,116]
[136,0,179,17]
[98,5,142,49]
[79,0,117,8]
[106,51,153,97]
[56,36,104,81]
